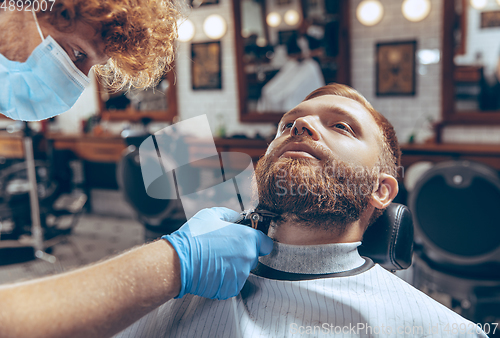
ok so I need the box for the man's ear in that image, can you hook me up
[370,173,399,209]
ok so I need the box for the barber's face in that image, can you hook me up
[266,95,382,169]
[3,12,108,76]
[39,19,108,76]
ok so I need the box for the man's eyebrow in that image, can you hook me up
[280,106,364,135]
[281,108,302,121]
[327,106,364,134]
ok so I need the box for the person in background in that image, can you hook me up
[256,19,325,113]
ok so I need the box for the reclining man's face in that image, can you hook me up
[255,95,386,232]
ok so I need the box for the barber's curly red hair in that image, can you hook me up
[38,0,184,90]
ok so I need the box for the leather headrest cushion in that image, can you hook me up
[358,203,414,270]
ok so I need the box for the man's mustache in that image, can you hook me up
[269,136,334,162]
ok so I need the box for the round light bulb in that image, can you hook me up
[470,0,487,9]
[402,0,431,22]
[284,9,300,26]
[266,12,282,27]
[177,19,195,42]
[497,0,500,5]
[356,0,384,26]
[203,14,227,40]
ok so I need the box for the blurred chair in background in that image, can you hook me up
[0,125,86,265]
[409,161,500,332]
[117,127,186,242]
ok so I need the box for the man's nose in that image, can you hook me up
[290,117,320,141]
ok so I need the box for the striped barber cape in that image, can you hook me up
[115,242,489,338]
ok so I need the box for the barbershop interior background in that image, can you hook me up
[1,0,500,332]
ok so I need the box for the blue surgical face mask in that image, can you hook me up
[0,10,90,121]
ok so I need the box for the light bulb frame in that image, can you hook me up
[284,9,300,26]
[177,19,195,42]
[356,0,384,27]
[266,12,282,27]
[470,0,488,9]
[203,14,227,40]
[402,0,431,23]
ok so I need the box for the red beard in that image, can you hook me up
[254,148,378,231]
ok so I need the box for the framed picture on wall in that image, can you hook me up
[454,0,467,55]
[481,10,500,28]
[191,41,222,90]
[278,30,297,45]
[376,40,416,96]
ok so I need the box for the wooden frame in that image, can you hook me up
[480,10,500,29]
[455,0,467,55]
[439,0,500,141]
[232,0,351,123]
[99,67,178,122]
[376,40,416,97]
[191,41,222,90]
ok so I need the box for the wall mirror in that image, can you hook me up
[442,0,500,127]
[233,0,350,123]
[97,67,177,123]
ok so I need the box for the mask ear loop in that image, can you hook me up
[32,8,45,42]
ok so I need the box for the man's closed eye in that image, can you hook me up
[333,122,354,134]
[281,122,294,131]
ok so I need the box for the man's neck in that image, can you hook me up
[267,216,364,245]
[265,205,375,245]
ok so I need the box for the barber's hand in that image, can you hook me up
[162,207,273,300]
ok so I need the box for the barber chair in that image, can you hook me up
[359,203,413,271]
[0,124,87,265]
[409,160,500,328]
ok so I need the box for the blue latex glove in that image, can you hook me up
[163,207,274,300]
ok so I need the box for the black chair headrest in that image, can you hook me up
[359,203,414,270]
[409,160,500,271]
